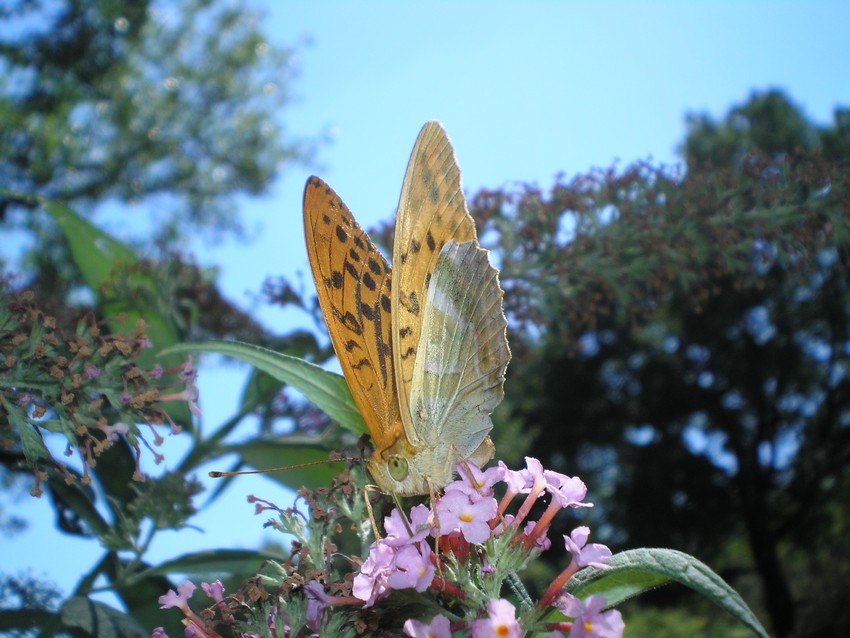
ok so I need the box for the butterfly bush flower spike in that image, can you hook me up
[153,445,625,634]
[337,455,617,633]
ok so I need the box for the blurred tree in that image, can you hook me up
[467,91,850,638]
[0,0,305,313]
[0,0,300,230]
[682,88,850,167]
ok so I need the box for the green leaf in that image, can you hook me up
[38,196,189,424]
[239,368,285,413]
[161,341,367,436]
[47,475,110,537]
[6,406,52,467]
[568,548,770,638]
[142,549,283,578]
[238,330,325,412]
[41,199,139,291]
[0,608,58,635]
[60,597,147,638]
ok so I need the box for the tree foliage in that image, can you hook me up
[682,88,850,168]
[1,0,300,231]
[466,91,850,637]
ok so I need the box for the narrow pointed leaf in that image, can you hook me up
[143,549,283,578]
[41,199,139,290]
[568,548,769,638]
[61,597,147,638]
[161,341,367,435]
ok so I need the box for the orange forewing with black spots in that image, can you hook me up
[303,176,403,452]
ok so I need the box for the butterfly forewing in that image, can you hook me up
[392,121,478,443]
[303,176,402,450]
[409,240,510,461]
[302,124,510,497]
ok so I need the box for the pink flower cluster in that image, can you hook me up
[153,457,624,637]
[353,504,437,605]
[154,579,227,638]
[346,457,622,637]
[404,599,523,638]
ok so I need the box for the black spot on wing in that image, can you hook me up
[335,225,347,243]
[362,272,376,291]
[351,358,372,371]
[344,339,360,352]
[421,167,434,188]
[344,261,359,281]
[338,310,362,335]
[367,257,382,275]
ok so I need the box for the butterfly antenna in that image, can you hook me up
[208,456,358,479]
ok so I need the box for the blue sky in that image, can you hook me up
[6,0,850,608]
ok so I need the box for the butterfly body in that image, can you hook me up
[303,122,509,497]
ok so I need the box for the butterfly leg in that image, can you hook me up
[425,476,449,579]
[363,484,383,542]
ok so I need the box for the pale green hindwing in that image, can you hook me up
[409,239,510,461]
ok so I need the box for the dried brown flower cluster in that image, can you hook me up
[0,289,197,495]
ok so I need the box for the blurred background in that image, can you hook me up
[2,2,849,637]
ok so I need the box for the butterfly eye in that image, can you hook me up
[387,455,409,482]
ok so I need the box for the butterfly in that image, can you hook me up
[303,121,510,496]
